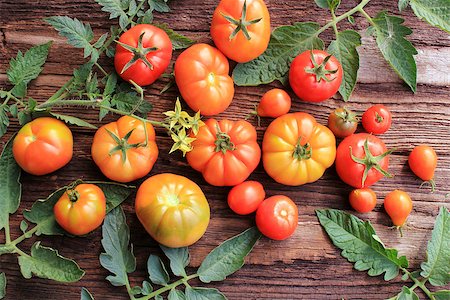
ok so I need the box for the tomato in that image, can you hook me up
[257,88,291,118]
[210,0,270,63]
[114,24,172,86]
[384,190,413,228]
[91,116,158,183]
[227,181,265,215]
[408,145,437,191]
[256,195,298,240]
[262,112,336,186]
[336,133,393,188]
[361,104,392,134]
[349,188,377,213]
[289,50,343,102]
[174,43,234,116]
[13,117,73,175]
[135,173,210,248]
[327,107,358,138]
[186,119,260,186]
[54,183,106,236]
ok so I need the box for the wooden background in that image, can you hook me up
[0,0,449,299]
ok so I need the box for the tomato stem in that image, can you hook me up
[214,126,236,154]
[67,189,80,203]
[136,274,199,300]
[305,51,339,83]
[116,32,158,74]
[419,179,436,193]
[292,138,312,160]
[220,0,262,41]
[4,216,11,244]
[401,268,434,299]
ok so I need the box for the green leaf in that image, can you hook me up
[197,227,261,283]
[327,30,361,101]
[100,206,136,287]
[169,289,186,300]
[432,290,450,300]
[81,287,94,300]
[148,0,170,12]
[0,105,9,138]
[232,22,324,86]
[7,42,52,94]
[316,209,408,281]
[141,280,153,295]
[315,0,331,9]
[111,91,153,115]
[0,136,21,231]
[94,33,109,49]
[0,273,5,299]
[103,73,117,96]
[185,287,226,300]
[160,246,189,277]
[20,220,28,233]
[96,0,130,29]
[154,23,194,50]
[147,255,169,286]
[369,12,417,92]
[420,207,450,286]
[398,0,410,11]
[46,16,94,58]
[18,241,84,282]
[391,286,419,300]
[50,113,97,129]
[409,0,450,33]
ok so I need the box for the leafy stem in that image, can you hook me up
[137,274,199,300]
[12,245,31,258]
[9,225,39,247]
[4,217,11,244]
[402,268,435,299]
[358,7,377,27]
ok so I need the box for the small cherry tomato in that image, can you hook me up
[257,88,291,118]
[256,195,298,240]
[349,188,377,213]
[362,104,392,134]
[54,184,106,236]
[384,190,413,228]
[227,181,265,215]
[327,107,359,138]
[409,145,438,192]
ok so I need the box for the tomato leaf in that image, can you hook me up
[327,30,361,101]
[148,0,170,13]
[420,207,450,286]
[316,209,408,281]
[81,287,95,300]
[18,241,84,282]
[141,280,153,295]
[409,0,450,33]
[168,288,186,300]
[432,290,450,300]
[0,105,9,138]
[160,246,189,277]
[398,0,410,11]
[368,12,417,92]
[197,227,261,283]
[147,255,169,286]
[388,286,419,300]
[100,206,136,287]
[111,91,153,116]
[185,287,226,300]
[0,136,21,231]
[50,113,97,129]
[154,23,194,50]
[0,273,5,299]
[232,22,324,86]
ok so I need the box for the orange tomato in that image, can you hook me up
[384,190,413,228]
[408,145,437,191]
[349,188,377,213]
[257,88,291,118]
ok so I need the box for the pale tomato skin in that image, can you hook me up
[384,190,413,227]
[174,43,234,116]
[211,0,271,63]
[91,116,158,183]
[408,145,437,181]
[54,184,106,236]
[13,117,73,175]
[135,173,210,248]
[262,112,336,186]
[227,181,265,215]
[257,89,291,118]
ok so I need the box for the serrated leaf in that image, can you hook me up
[169,289,186,300]
[391,286,419,300]
[232,22,324,86]
[46,16,94,58]
[9,104,18,118]
[409,0,450,33]
[94,33,109,49]
[50,113,97,129]
[432,290,450,300]
[0,273,5,299]
[0,105,9,138]
[10,82,27,98]
[139,9,154,24]
[154,23,194,50]
[160,246,189,277]
[369,12,417,92]
[327,30,361,101]
[111,91,153,115]
[149,0,170,12]
[18,241,84,282]
[0,136,21,231]
[100,206,136,287]
[398,0,410,11]
[185,287,226,300]
[81,287,94,300]
[420,207,450,286]
[316,209,408,281]
[197,227,261,283]
[147,255,169,286]
[104,73,117,96]
[96,0,130,29]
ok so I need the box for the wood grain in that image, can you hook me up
[1,0,449,299]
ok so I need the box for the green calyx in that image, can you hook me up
[335,107,359,123]
[67,189,80,203]
[350,138,394,187]
[305,51,339,83]
[106,128,143,163]
[214,127,235,154]
[375,112,384,123]
[221,0,262,41]
[116,32,158,74]
[292,138,312,160]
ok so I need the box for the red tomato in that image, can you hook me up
[336,133,394,188]
[114,24,172,86]
[13,117,73,175]
[174,43,234,116]
[54,183,106,236]
[349,188,377,213]
[289,50,343,102]
[256,195,298,240]
[210,0,271,63]
[384,190,413,228]
[408,145,437,191]
[257,88,291,118]
[227,181,265,215]
[361,104,392,134]
[327,107,359,138]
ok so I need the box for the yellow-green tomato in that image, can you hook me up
[135,173,210,248]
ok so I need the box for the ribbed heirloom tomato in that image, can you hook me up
[91,116,158,183]
[186,119,260,186]
[211,0,271,63]
[262,112,336,186]
[135,173,210,248]
[13,117,73,175]
[174,43,234,116]
[54,184,106,236]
